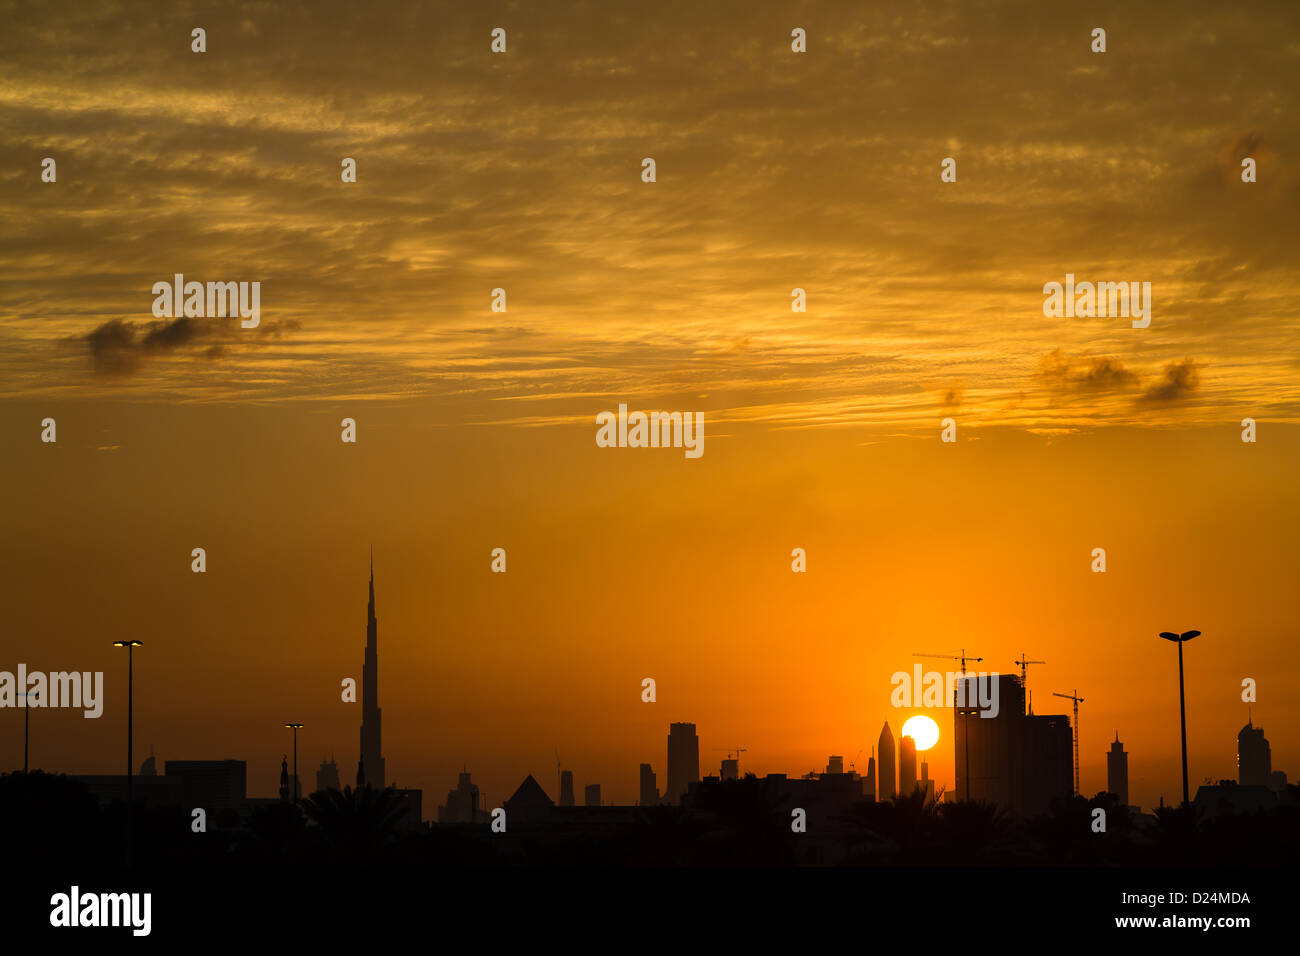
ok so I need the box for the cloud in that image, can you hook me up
[76,316,298,377]
[1139,359,1201,404]
[1038,350,1139,393]
[1,0,1296,428]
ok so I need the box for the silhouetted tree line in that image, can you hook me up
[3,770,1296,869]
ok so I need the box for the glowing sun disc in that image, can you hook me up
[901,715,940,751]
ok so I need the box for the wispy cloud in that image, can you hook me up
[1,0,1297,430]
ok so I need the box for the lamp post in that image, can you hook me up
[1159,630,1200,807]
[113,640,144,864]
[19,690,38,773]
[284,723,304,801]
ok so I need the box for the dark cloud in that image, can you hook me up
[1038,350,1139,393]
[83,319,141,376]
[77,315,295,377]
[1139,359,1201,404]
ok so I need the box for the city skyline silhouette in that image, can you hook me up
[1,0,1296,938]
[6,558,1292,824]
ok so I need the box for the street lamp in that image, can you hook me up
[1159,630,1200,807]
[19,689,39,773]
[113,640,144,864]
[284,723,304,801]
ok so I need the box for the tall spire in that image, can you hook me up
[359,552,385,788]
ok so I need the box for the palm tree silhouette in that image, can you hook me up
[302,785,408,855]
[935,799,1020,863]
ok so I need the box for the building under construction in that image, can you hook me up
[954,673,1074,815]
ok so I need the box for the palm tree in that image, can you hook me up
[301,785,408,855]
[935,798,1020,864]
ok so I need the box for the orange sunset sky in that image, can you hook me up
[1,0,1298,811]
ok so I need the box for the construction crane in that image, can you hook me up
[1052,690,1085,795]
[915,649,983,673]
[712,746,747,780]
[554,747,563,798]
[1014,653,1046,714]
[914,649,984,800]
[712,746,748,760]
[849,749,863,772]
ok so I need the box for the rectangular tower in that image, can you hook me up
[666,723,699,805]
[639,763,659,805]
[1107,733,1129,806]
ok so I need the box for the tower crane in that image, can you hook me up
[1052,690,1085,795]
[914,649,984,800]
[1014,653,1046,714]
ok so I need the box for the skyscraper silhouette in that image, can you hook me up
[316,756,341,793]
[639,763,659,805]
[956,674,1021,806]
[898,734,918,796]
[919,758,935,804]
[438,770,481,823]
[559,769,575,807]
[666,723,699,805]
[955,673,1072,813]
[878,722,896,801]
[864,749,877,801]
[1238,717,1272,786]
[1107,732,1129,806]
[359,555,386,788]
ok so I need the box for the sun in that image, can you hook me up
[901,715,940,751]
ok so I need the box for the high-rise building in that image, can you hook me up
[826,755,844,775]
[1238,718,1271,786]
[864,750,877,801]
[559,769,575,807]
[666,723,700,805]
[584,783,601,807]
[1023,714,1073,813]
[919,759,935,805]
[720,756,739,780]
[359,555,386,788]
[639,763,659,805]
[1107,733,1129,806]
[954,673,1072,814]
[878,723,896,801]
[438,770,481,823]
[898,735,918,796]
[956,673,1023,807]
[317,757,341,793]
